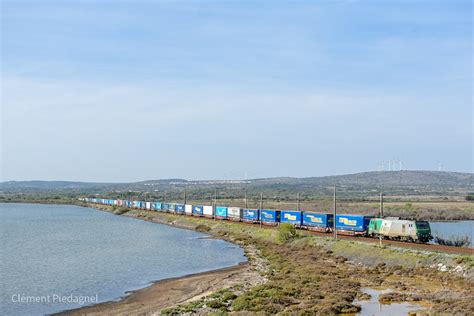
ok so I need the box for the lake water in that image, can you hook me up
[430,220,473,247]
[0,203,246,316]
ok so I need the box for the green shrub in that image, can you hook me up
[207,299,224,309]
[113,207,129,215]
[277,223,297,243]
[221,291,237,301]
[195,224,211,232]
[231,296,252,311]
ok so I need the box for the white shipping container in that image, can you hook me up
[146,202,151,209]
[227,207,242,220]
[185,204,193,215]
[203,205,214,217]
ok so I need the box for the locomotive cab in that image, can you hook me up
[415,221,432,242]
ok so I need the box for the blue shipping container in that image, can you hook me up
[243,209,260,221]
[302,212,333,228]
[260,210,281,223]
[336,214,372,232]
[192,205,204,216]
[175,204,185,213]
[215,206,228,218]
[151,202,162,211]
[280,210,302,225]
[161,203,169,211]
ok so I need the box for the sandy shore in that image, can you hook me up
[57,263,253,316]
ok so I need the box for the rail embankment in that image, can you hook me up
[79,203,474,315]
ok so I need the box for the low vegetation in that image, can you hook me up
[434,235,471,248]
[276,223,298,244]
[106,209,474,315]
[112,206,130,215]
[195,224,211,232]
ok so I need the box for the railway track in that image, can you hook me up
[305,229,473,255]
[207,216,473,255]
[90,204,473,256]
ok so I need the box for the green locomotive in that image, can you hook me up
[368,218,432,243]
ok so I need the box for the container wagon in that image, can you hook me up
[302,212,333,232]
[260,209,280,226]
[151,202,162,211]
[336,214,373,236]
[192,205,204,217]
[227,207,243,221]
[161,203,169,212]
[145,202,151,210]
[175,204,185,214]
[243,209,260,223]
[280,210,302,227]
[215,206,228,219]
[168,203,176,213]
[185,204,193,216]
[132,201,141,208]
[203,206,214,218]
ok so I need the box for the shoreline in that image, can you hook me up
[55,204,263,316]
[55,263,250,316]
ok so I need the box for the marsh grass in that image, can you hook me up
[93,208,473,315]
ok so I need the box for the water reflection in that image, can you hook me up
[355,288,424,316]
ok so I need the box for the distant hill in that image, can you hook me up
[1,171,472,197]
[247,170,472,189]
[0,180,106,189]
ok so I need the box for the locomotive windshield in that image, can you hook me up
[416,221,429,228]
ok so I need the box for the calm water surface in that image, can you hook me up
[0,203,246,316]
[355,288,424,315]
[430,221,473,247]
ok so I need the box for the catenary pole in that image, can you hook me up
[333,186,337,240]
[214,188,217,220]
[259,192,263,228]
[245,187,248,208]
[379,191,384,247]
[380,192,384,218]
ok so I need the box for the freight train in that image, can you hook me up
[81,198,433,243]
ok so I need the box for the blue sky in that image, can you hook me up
[1,0,472,181]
